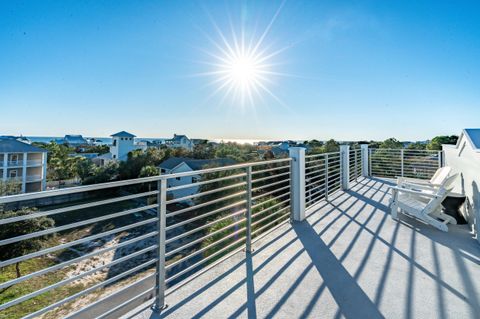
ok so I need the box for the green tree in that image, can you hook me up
[82,162,119,185]
[407,142,427,150]
[380,138,403,149]
[42,142,82,181]
[427,135,458,150]
[0,180,21,196]
[139,165,159,177]
[323,139,340,153]
[0,208,54,278]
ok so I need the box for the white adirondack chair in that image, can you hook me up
[390,174,458,232]
[396,166,451,190]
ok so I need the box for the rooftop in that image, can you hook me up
[126,177,480,319]
[159,157,236,171]
[111,131,136,138]
[0,139,47,153]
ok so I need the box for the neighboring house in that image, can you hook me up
[443,128,480,243]
[165,134,194,151]
[56,134,89,146]
[0,138,47,193]
[94,131,148,165]
[158,157,236,203]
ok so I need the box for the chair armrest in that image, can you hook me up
[389,186,437,198]
[401,182,439,191]
[397,177,431,185]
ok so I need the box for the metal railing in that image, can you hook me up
[349,148,362,182]
[25,175,42,182]
[369,148,442,179]
[0,158,292,319]
[304,151,342,209]
[26,160,43,166]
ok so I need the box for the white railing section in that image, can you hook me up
[0,158,292,318]
[304,151,342,209]
[369,148,442,179]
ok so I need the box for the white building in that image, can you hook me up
[165,134,194,151]
[0,138,47,193]
[159,157,236,203]
[94,131,147,165]
[443,128,480,243]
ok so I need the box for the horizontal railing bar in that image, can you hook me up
[252,192,290,209]
[166,225,247,269]
[251,177,291,192]
[163,158,291,180]
[0,217,157,268]
[167,173,246,192]
[252,218,289,244]
[166,218,246,258]
[166,181,246,204]
[251,213,289,236]
[166,200,247,231]
[166,236,246,283]
[23,263,156,319]
[0,245,157,311]
[305,151,340,159]
[0,204,158,246]
[0,177,162,204]
[252,171,290,184]
[0,231,158,291]
[166,209,246,245]
[252,164,290,175]
[166,190,247,218]
[251,206,289,228]
[252,198,290,218]
[305,163,326,170]
[60,273,156,319]
[93,285,155,319]
[252,184,290,201]
[0,190,159,226]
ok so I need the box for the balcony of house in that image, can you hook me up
[26,153,44,167]
[0,147,478,319]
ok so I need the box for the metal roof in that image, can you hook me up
[111,131,136,138]
[0,139,47,153]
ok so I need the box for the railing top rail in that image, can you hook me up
[305,151,341,159]
[369,148,441,153]
[0,157,291,204]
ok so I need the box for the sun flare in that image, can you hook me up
[196,2,289,110]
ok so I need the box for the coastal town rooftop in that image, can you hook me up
[0,145,479,319]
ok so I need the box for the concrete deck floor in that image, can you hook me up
[125,177,480,319]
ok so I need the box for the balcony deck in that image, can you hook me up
[125,177,480,319]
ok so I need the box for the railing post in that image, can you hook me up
[245,166,253,252]
[354,149,358,181]
[361,144,369,177]
[438,151,442,168]
[401,149,404,177]
[289,147,306,222]
[152,178,167,312]
[325,153,329,201]
[340,145,350,190]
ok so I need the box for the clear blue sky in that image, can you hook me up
[1,0,479,141]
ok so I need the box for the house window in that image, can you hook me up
[9,170,17,178]
[10,154,18,162]
[113,155,116,159]
[113,140,117,146]
[176,177,181,181]
[192,177,198,183]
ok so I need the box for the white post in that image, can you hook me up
[42,152,47,191]
[289,147,306,221]
[22,152,27,193]
[401,149,404,177]
[340,145,350,190]
[2,153,7,180]
[361,144,369,177]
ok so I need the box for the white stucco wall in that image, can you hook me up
[443,135,480,242]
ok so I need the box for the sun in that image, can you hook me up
[196,2,289,110]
